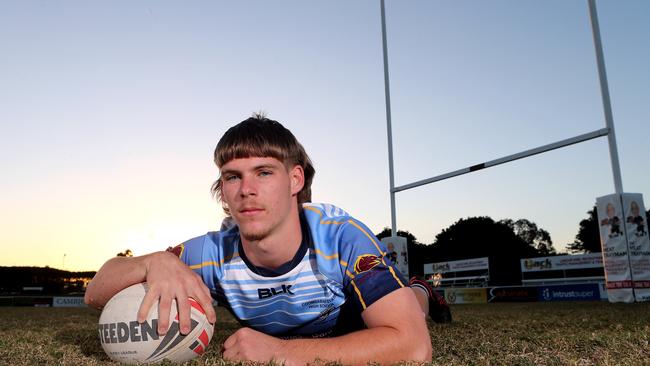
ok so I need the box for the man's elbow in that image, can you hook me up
[84,287,100,309]
[411,337,432,362]
[403,327,432,362]
[83,292,93,306]
[84,278,105,309]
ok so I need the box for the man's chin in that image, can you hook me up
[240,228,270,242]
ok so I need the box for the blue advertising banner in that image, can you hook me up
[537,284,601,302]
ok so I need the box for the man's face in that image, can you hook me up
[219,157,304,242]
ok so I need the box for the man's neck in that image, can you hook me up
[240,208,303,270]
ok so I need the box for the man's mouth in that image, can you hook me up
[239,207,264,216]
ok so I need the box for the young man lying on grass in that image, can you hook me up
[86,115,451,365]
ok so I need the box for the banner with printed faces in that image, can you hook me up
[423,257,489,275]
[596,194,633,303]
[520,253,603,272]
[621,193,650,302]
[380,236,408,279]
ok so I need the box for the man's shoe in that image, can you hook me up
[409,276,452,323]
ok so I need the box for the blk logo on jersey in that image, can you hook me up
[354,254,381,274]
[258,284,294,299]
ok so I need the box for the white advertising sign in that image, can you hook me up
[520,253,603,272]
[381,236,409,278]
[423,257,489,275]
[621,193,650,302]
[53,297,87,308]
[597,193,633,303]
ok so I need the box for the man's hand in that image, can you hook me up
[136,251,216,335]
[222,327,289,365]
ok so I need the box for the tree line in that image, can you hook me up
[376,207,650,285]
[0,266,96,295]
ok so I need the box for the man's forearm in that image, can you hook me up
[84,254,150,309]
[222,288,432,365]
[281,325,430,365]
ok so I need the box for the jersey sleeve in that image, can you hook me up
[166,235,207,271]
[337,218,406,312]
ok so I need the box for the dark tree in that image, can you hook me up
[566,207,601,253]
[499,218,556,255]
[0,266,96,295]
[117,249,133,257]
[430,217,539,285]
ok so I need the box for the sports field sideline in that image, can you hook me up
[0,302,649,365]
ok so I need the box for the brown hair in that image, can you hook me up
[211,114,315,215]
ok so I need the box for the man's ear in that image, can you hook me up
[289,165,305,196]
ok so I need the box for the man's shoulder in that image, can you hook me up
[302,202,351,221]
[301,203,379,251]
[167,227,239,262]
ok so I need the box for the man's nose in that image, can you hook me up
[239,176,257,196]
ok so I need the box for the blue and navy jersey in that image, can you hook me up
[170,203,406,338]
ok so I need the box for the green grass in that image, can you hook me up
[0,302,649,365]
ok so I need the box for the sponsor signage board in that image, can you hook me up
[621,193,650,302]
[53,297,86,308]
[520,253,603,272]
[380,236,409,278]
[424,257,489,275]
[598,283,608,300]
[488,286,538,302]
[444,288,487,304]
[537,284,601,302]
[597,194,634,303]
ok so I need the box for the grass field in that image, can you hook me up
[1,302,649,365]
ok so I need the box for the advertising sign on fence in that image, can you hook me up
[621,193,650,302]
[488,286,539,302]
[424,257,489,275]
[537,284,601,302]
[444,288,487,304]
[520,253,603,272]
[598,283,609,300]
[597,194,634,303]
[53,297,86,308]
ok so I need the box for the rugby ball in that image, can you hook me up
[98,283,214,364]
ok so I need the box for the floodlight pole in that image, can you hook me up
[380,0,397,236]
[588,0,624,194]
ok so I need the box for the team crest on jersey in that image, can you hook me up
[166,243,184,258]
[354,254,381,274]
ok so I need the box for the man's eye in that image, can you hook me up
[224,175,239,181]
[259,171,272,177]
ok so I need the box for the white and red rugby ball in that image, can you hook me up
[98,283,214,364]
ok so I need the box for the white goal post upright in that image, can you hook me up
[380,0,625,236]
[380,1,632,286]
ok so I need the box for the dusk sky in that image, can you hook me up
[1,1,648,271]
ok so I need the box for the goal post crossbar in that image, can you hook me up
[392,127,610,193]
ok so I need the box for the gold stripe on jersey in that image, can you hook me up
[348,220,384,255]
[314,249,338,260]
[305,204,404,288]
[189,253,239,270]
[347,220,404,287]
[350,279,367,310]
